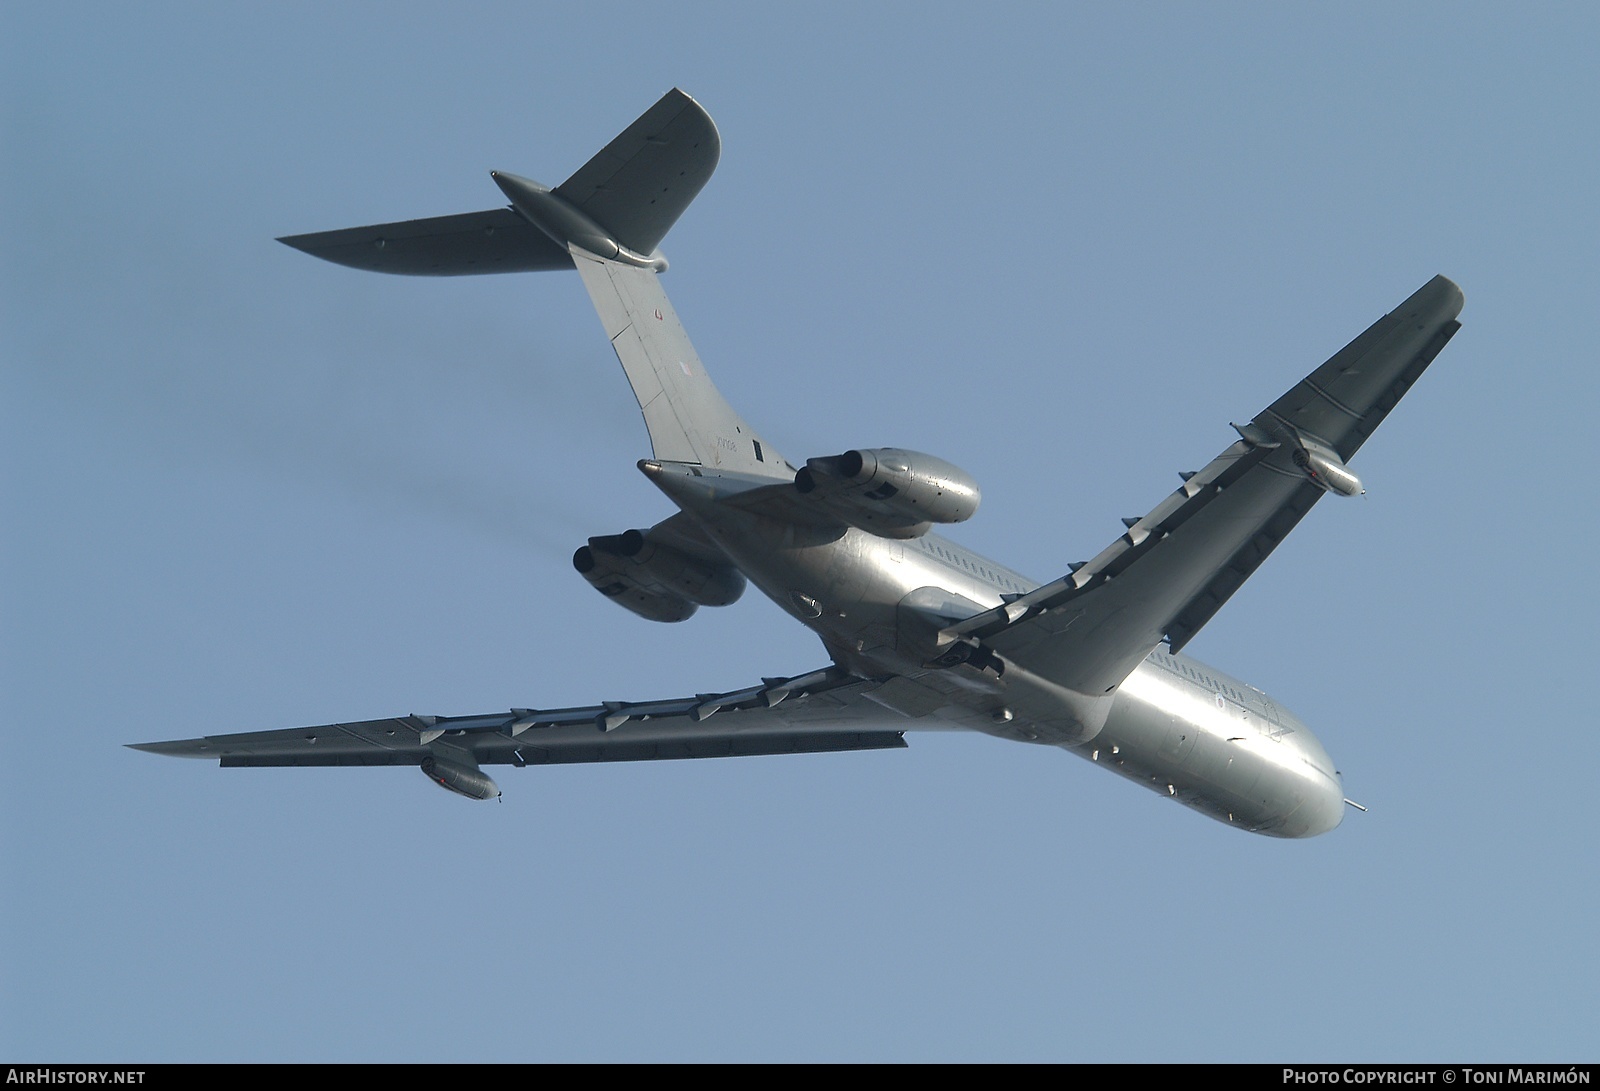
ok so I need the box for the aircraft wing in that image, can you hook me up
[939,275,1464,696]
[129,667,912,773]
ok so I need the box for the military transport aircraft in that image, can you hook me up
[132,89,1463,837]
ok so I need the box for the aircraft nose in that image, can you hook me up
[1284,771,1346,838]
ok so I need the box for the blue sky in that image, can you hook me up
[4,2,1597,1061]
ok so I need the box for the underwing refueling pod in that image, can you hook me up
[135,90,1463,838]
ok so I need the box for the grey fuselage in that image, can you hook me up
[650,464,1345,839]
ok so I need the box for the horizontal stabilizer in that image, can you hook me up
[278,208,572,276]
[278,89,718,276]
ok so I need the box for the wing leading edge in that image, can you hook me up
[939,276,1463,697]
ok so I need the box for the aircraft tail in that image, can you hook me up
[278,88,718,276]
[279,89,789,478]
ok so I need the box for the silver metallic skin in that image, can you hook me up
[645,462,1343,837]
[796,448,982,538]
[133,89,1462,840]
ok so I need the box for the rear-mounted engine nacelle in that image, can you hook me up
[614,529,746,607]
[573,542,697,623]
[795,447,981,539]
[573,530,745,623]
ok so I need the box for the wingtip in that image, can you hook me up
[1445,275,1465,311]
[126,739,215,759]
[1428,274,1465,315]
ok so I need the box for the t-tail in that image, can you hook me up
[279,88,788,480]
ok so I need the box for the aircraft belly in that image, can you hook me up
[660,476,1344,835]
[670,490,1342,833]
[692,511,995,655]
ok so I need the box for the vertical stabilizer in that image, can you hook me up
[276,88,788,477]
[573,251,787,477]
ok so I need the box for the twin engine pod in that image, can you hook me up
[573,529,746,623]
[796,447,981,539]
